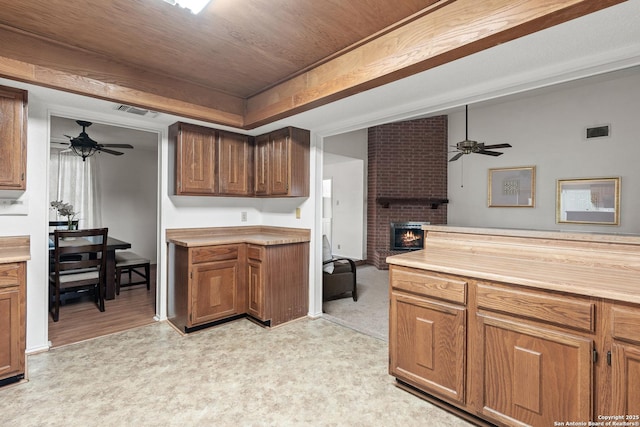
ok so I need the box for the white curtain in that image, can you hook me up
[51,149,102,229]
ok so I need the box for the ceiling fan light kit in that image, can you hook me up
[449,105,512,162]
[64,120,134,161]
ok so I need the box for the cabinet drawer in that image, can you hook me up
[0,263,19,288]
[391,266,466,305]
[611,305,640,345]
[191,245,238,264]
[247,245,264,261]
[477,283,595,333]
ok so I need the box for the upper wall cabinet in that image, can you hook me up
[171,122,309,198]
[170,122,252,196]
[254,127,309,197]
[0,86,27,190]
[218,130,253,196]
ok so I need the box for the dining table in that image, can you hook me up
[49,235,131,300]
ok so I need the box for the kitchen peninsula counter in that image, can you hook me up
[387,225,640,304]
[386,225,640,425]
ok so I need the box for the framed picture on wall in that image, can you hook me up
[556,177,620,225]
[488,166,535,207]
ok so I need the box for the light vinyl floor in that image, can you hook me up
[2,318,470,426]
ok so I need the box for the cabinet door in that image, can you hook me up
[247,258,264,320]
[254,134,270,195]
[610,305,640,415]
[218,130,251,195]
[611,342,640,415]
[476,314,592,426]
[390,292,466,403]
[269,129,290,196]
[0,288,22,380]
[247,244,265,320]
[191,260,238,325]
[177,124,216,194]
[0,86,27,190]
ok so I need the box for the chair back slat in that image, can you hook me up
[51,228,109,279]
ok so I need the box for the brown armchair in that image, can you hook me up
[322,235,357,301]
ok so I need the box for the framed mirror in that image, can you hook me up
[556,177,620,225]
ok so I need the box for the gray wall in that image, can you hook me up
[447,70,640,234]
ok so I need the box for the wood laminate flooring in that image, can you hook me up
[48,265,157,348]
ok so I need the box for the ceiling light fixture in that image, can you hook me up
[162,0,211,14]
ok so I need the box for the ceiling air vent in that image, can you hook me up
[585,124,610,139]
[113,104,159,118]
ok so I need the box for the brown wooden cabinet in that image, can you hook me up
[172,122,217,195]
[171,122,308,197]
[389,267,467,404]
[169,244,246,332]
[254,127,309,197]
[475,314,593,425]
[246,242,309,327]
[218,130,252,195]
[171,122,252,196]
[0,85,27,190]
[609,304,640,416]
[168,238,308,332]
[389,265,598,426]
[0,262,26,384]
[247,244,266,320]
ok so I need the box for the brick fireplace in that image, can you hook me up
[367,116,448,269]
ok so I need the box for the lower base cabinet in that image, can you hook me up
[389,265,640,426]
[390,293,466,404]
[0,262,26,385]
[476,314,593,426]
[169,241,308,332]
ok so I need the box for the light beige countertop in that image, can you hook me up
[387,226,640,304]
[166,226,310,247]
[0,236,31,263]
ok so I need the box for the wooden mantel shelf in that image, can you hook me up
[376,197,448,209]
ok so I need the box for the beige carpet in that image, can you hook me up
[322,264,389,341]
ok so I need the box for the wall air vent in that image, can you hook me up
[113,104,159,118]
[585,124,610,139]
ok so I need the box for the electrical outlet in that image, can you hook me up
[337,244,341,249]
[295,208,301,219]
[241,211,247,222]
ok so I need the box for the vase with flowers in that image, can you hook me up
[50,200,79,230]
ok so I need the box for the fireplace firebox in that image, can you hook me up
[390,222,429,251]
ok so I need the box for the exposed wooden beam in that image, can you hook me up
[0,0,626,129]
[244,0,626,128]
[0,26,245,128]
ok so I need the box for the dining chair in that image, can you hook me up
[49,227,109,322]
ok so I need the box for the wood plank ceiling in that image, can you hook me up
[0,0,626,129]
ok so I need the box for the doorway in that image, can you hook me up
[47,115,159,347]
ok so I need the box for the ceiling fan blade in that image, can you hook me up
[478,150,504,156]
[449,152,464,162]
[100,143,134,149]
[96,147,124,156]
[482,143,512,149]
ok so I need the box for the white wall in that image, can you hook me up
[323,156,364,260]
[448,71,640,234]
[98,145,159,263]
[323,129,368,260]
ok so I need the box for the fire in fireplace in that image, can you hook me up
[390,222,430,251]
